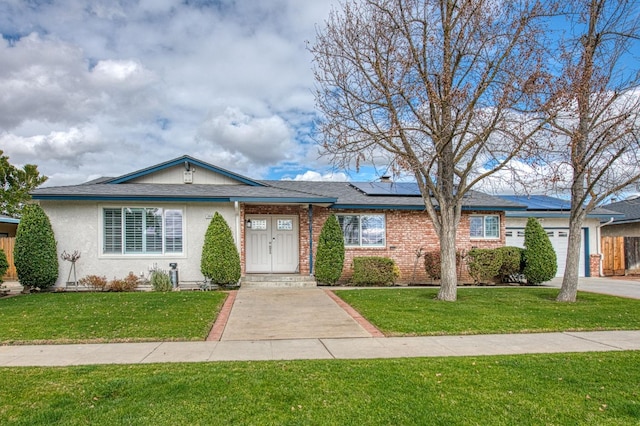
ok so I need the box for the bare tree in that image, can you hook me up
[310,0,548,300]
[542,0,640,302]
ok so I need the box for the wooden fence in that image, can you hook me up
[0,237,17,280]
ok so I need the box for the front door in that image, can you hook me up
[245,215,299,273]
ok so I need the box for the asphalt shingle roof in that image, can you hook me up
[601,197,640,223]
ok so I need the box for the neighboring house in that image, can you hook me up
[0,214,19,238]
[600,197,640,275]
[0,214,19,281]
[31,155,525,287]
[499,195,621,277]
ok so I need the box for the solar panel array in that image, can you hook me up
[350,182,422,196]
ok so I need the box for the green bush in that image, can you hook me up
[201,212,241,286]
[351,257,399,286]
[0,249,8,284]
[314,214,345,285]
[496,246,523,280]
[523,217,557,285]
[467,248,503,284]
[150,270,172,292]
[14,204,58,290]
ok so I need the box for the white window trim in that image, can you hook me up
[469,214,500,239]
[336,213,386,247]
[99,204,187,257]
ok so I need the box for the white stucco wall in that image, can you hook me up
[129,165,241,185]
[40,200,238,288]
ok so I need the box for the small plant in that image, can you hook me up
[351,256,399,286]
[109,272,139,292]
[78,275,108,291]
[150,269,172,292]
[523,217,557,285]
[0,249,9,284]
[13,204,59,290]
[201,212,241,286]
[314,214,345,285]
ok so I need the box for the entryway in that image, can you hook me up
[245,215,299,273]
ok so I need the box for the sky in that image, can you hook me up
[0,0,351,187]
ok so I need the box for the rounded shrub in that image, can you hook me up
[0,249,8,284]
[351,256,399,286]
[496,246,523,281]
[314,214,345,285]
[467,248,503,284]
[523,217,557,285]
[14,204,59,289]
[201,212,241,286]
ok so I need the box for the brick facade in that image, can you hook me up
[241,203,505,285]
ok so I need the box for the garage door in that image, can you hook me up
[505,228,585,277]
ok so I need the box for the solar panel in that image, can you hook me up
[350,182,422,196]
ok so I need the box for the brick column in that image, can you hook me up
[589,254,601,277]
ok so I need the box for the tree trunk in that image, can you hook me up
[437,206,458,301]
[557,214,584,302]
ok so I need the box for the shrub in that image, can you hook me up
[0,249,8,284]
[314,214,345,285]
[109,272,139,292]
[423,251,442,280]
[351,257,399,286]
[467,248,504,284]
[78,275,108,291]
[150,269,172,292]
[423,250,464,282]
[523,217,557,284]
[496,246,523,280]
[201,212,241,286]
[14,204,59,290]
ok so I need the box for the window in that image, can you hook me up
[337,214,385,247]
[469,215,500,239]
[103,207,183,255]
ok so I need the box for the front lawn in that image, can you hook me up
[1,352,639,425]
[0,292,227,344]
[334,288,640,336]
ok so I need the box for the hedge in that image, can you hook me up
[351,257,399,286]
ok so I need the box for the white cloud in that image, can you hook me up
[286,170,349,182]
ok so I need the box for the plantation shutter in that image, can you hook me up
[145,208,163,253]
[124,208,144,253]
[103,208,122,253]
[164,209,183,253]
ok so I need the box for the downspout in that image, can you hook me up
[308,204,313,276]
[595,217,615,277]
[234,201,241,252]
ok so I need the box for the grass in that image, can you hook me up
[334,287,640,336]
[0,351,639,425]
[0,291,228,344]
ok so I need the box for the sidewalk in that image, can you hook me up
[1,330,639,367]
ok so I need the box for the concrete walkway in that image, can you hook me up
[1,331,639,366]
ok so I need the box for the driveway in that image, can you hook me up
[544,277,640,299]
[220,288,375,340]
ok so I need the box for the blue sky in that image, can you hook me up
[1,1,638,193]
[0,0,356,186]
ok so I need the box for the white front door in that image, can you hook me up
[245,215,299,273]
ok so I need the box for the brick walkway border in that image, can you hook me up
[323,289,385,337]
[206,290,237,341]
